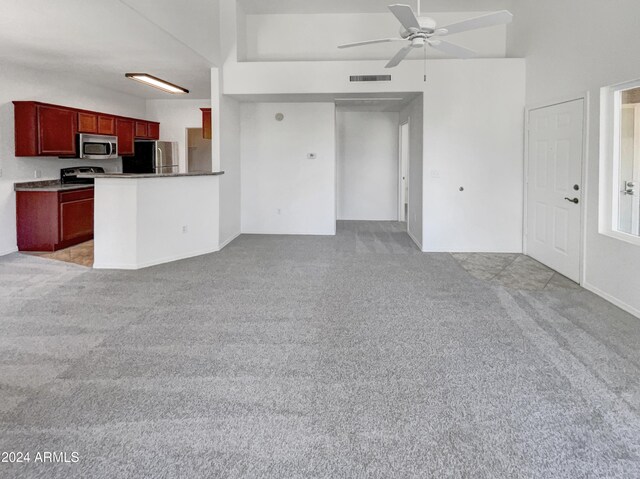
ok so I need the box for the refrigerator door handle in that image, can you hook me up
[156,147,163,171]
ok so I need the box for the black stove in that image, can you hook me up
[60,166,105,185]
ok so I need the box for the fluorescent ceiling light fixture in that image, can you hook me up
[335,97,404,101]
[125,73,189,94]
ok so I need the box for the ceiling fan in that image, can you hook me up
[338,2,513,68]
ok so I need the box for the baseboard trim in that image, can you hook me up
[0,247,18,257]
[219,231,241,250]
[94,247,219,271]
[582,281,640,319]
[407,228,422,250]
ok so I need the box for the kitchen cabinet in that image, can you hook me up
[134,121,160,140]
[78,112,98,133]
[148,122,160,140]
[201,108,212,140]
[14,102,77,156]
[98,115,116,135]
[14,101,160,157]
[16,187,94,252]
[79,112,116,136]
[135,121,148,138]
[116,118,135,156]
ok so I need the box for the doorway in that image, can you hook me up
[525,98,585,283]
[336,110,400,221]
[186,128,212,173]
[399,120,410,222]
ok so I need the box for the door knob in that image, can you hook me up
[564,197,579,204]
[622,181,635,195]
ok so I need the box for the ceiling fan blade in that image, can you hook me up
[385,45,414,68]
[437,10,513,36]
[428,40,477,59]
[388,4,421,31]
[338,38,405,49]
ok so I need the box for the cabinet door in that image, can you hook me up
[60,197,94,243]
[78,112,98,133]
[135,121,148,138]
[148,122,160,140]
[37,105,77,155]
[16,191,59,251]
[201,108,212,140]
[116,118,135,156]
[98,115,116,135]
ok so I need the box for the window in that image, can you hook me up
[601,80,640,243]
[617,87,640,236]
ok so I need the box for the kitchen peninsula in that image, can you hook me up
[81,172,224,269]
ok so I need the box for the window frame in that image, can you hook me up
[599,78,640,246]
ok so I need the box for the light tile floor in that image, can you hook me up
[26,240,94,267]
[451,253,580,291]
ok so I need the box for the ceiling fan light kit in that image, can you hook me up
[337,3,513,69]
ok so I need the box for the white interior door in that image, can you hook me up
[399,121,409,222]
[526,99,584,282]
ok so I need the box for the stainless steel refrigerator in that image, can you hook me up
[123,141,179,174]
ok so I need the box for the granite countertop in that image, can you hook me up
[77,171,225,179]
[14,180,94,192]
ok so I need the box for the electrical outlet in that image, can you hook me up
[307,153,317,159]
[182,225,188,234]
[277,208,282,215]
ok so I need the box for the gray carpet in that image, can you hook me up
[1,221,640,478]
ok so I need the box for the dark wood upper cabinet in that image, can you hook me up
[148,122,160,140]
[37,104,77,156]
[135,121,148,138]
[201,108,212,140]
[13,102,77,156]
[116,118,135,156]
[78,112,98,134]
[98,115,116,135]
[13,101,160,157]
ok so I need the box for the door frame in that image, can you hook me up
[523,92,590,285]
[398,119,410,222]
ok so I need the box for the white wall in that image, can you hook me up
[145,99,211,173]
[241,102,336,235]
[422,60,525,252]
[219,94,242,246]
[0,62,147,256]
[242,12,507,62]
[93,176,220,270]
[400,95,424,248]
[508,0,640,317]
[337,110,399,220]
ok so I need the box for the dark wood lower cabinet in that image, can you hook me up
[16,188,94,252]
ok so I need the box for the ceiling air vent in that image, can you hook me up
[349,75,392,82]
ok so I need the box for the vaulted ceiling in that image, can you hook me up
[0,0,219,99]
[238,0,512,14]
[0,0,515,100]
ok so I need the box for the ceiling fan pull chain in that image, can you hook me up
[424,45,427,82]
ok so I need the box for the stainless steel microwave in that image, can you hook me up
[77,134,118,160]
